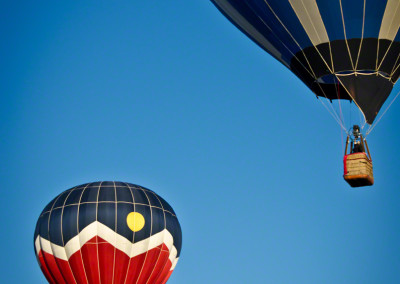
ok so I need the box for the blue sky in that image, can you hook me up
[2,1,400,283]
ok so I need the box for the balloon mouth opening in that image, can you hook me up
[315,70,391,84]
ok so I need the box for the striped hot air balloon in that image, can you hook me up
[211,0,400,126]
[34,181,182,284]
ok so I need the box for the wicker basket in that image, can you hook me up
[343,153,374,187]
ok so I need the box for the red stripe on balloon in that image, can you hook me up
[80,236,100,284]
[97,236,115,283]
[147,244,171,284]
[68,250,89,283]
[113,244,130,284]
[40,249,67,284]
[157,259,173,284]
[37,250,57,284]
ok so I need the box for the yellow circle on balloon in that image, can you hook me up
[126,212,145,232]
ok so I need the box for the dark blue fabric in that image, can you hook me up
[166,212,183,254]
[157,195,175,215]
[318,0,388,40]
[248,0,313,49]
[80,184,99,203]
[97,202,116,230]
[116,186,134,203]
[65,187,85,205]
[363,1,387,38]
[98,185,116,202]
[211,0,294,67]
[147,191,163,208]
[62,204,79,245]
[131,187,150,205]
[78,203,97,232]
[49,208,63,245]
[53,190,71,208]
[38,212,50,239]
[316,0,343,41]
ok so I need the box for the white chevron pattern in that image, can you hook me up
[35,221,179,271]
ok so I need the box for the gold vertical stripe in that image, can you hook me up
[289,0,330,45]
[379,0,400,40]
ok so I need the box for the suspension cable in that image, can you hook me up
[336,81,346,128]
[316,97,348,132]
[366,88,400,136]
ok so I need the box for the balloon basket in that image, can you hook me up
[343,153,374,187]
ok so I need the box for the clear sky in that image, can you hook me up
[2,1,400,283]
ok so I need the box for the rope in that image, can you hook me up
[316,97,347,132]
[340,118,344,154]
[360,107,367,130]
[336,81,346,128]
[339,95,345,155]
[366,88,400,136]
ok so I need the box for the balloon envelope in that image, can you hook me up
[211,0,400,124]
[34,181,182,284]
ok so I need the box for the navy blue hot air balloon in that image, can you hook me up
[34,182,182,284]
[211,0,400,125]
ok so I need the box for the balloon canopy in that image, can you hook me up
[34,181,182,284]
[211,0,400,124]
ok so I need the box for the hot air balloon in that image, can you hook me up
[211,0,400,186]
[34,181,182,284]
